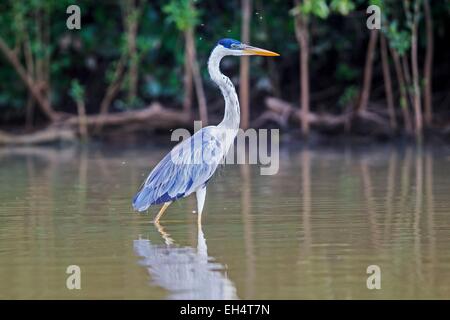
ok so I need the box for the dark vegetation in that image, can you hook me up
[0,0,449,145]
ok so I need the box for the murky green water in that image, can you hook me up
[0,143,449,299]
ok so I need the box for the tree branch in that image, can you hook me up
[0,37,57,121]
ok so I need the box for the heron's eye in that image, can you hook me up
[230,43,240,50]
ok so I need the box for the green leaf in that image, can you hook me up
[338,85,358,108]
[330,0,355,16]
[69,80,85,103]
[163,0,199,31]
[307,0,330,19]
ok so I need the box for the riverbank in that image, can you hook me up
[1,121,449,148]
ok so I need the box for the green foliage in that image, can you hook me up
[386,21,411,55]
[293,0,355,19]
[300,0,330,19]
[330,0,355,16]
[369,0,383,8]
[335,63,358,81]
[163,0,199,31]
[338,85,358,108]
[70,80,85,103]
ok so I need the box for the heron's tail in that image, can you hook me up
[132,187,152,212]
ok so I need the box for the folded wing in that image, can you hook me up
[132,126,224,212]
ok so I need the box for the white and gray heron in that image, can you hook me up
[132,38,279,224]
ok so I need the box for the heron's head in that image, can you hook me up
[217,38,279,57]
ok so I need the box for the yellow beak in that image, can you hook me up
[242,45,280,56]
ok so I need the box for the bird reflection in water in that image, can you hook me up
[134,223,238,299]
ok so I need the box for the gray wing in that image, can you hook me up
[132,126,225,211]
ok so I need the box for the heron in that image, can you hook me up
[132,38,279,225]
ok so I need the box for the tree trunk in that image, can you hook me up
[127,18,138,104]
[411,0,423,139]
[25,97,35,131]
[423,0,433,127]
[186,27,208,125]
[43,5,51,104]
[97,1,143,130]
[391,48,413,135]
[400,54,416,114]
[358,29,378,112]
[124,0,141,105]
[76,100,88,140]
[240,0,252,130]
[0,6,55,123]
[35,8,50,105]
[182,32,193,114]
[23,35,35,131]
[380,34,397,130]
[96,53,128,131]
[35,9,44,98]
[294,0,310,136]
[0,37,57,121]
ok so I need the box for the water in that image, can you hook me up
[0,143,449,299]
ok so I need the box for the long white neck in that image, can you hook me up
[208,46,240,131]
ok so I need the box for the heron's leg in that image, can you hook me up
[196,187,207,225]
[154,202,172,223]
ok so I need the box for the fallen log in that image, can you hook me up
[252,110,290,128]
[261,96,348,128]
[255,97,391,134]
[0,103,191,145]
[63,102,189,129]
[0,127,76,145]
